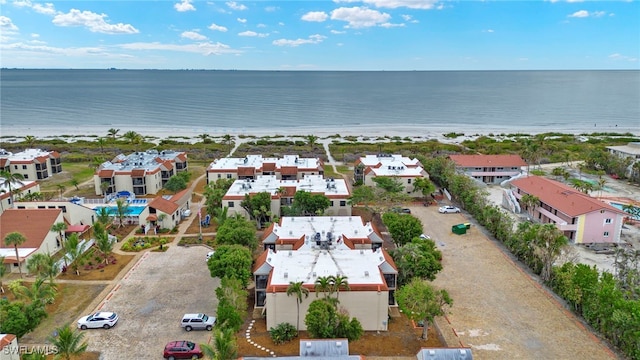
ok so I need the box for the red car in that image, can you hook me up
[163,341,203,359]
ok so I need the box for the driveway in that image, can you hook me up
[410,204,619,360]
[81,245,219,359]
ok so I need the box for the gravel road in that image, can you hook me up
[81,245,219,359]
[411,204,619,360]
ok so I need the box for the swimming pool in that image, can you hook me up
[95,206,146,216]
[610,202,640,220]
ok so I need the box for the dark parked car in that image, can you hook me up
[163,341,203,359]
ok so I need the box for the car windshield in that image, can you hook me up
[201,314,208,321]
[107,313,116,320]
[186,341,195,350]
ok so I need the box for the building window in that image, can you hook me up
[604,231,609,237]
[218,174,221,179]
[226,174,232,179]
[22,165,27,169]
[23,174,29,179]
[407,179,412,184]
[600,210,605,214]
[604,218,612,224]
[340,200,346,207]
[330,201,334,206]
[229,202,234,208]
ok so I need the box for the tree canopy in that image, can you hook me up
[391,238,443,286]
[215,216,258,251]
[207,245,253,287]
[396,278,452,340]
[284,191,331,216]
[381,212,424,247]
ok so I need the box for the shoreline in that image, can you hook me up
[1,124,638,145]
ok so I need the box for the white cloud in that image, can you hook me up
[257,23,266,28]
[32,2,56,15]
[301,11,328,22]
[592,11,606,17]
[174,0,195,12]
[380,22,405,28]
[265,6,278,12]
[12,0,32,8]
[335,0,439,9]
[483,29,494,33]
[331,7,391,28]
[30,33,39,38]
[568,10,589,18]
[52,9,139,34]
[226,1,247,10]
[238,30,268,37]
[0,16,19,32]
[208,23,228,32]
[181,31,207,41]
[237,18,247,23]
[330,29,346,34]
[120,41,241,56]
[278,22,285,26]
[609,53,638,62]
[272,34,326,47]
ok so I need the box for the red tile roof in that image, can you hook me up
[0,158,7,167]
[449,154,527,167]
[131,169,146,177]
[98,169,114,178]
[0,209,61,251]
[511,176,626,217]
[262,162,276,172]
[280,166,298,175]
[0,334,16,351]
[238,167,256,176]
[148,197,179,214]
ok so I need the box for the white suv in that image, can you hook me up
[181,313,216,331]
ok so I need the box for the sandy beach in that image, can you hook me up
[2,123,638,145]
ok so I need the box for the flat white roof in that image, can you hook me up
[1,148,52,160]
[265,244,388,287]
[358,154,421,167]
[369,164,425,177]
[0,247,36,259]
[225,175,349,197]
[266,216,381,244]
[607,142,640,156]
[100,149,183,172]
[208,154,321,171]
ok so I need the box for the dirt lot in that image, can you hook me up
[79,245,219,359]
[410,204,620,360]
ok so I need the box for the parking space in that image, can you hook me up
[81,245,219,359]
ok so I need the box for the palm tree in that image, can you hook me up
[51,222,68,250]
[96,206,113,225]
[94,222,114,265]
[57,184,66,199]
[26,253,59,285]
[314,276,332,298]
[0,170,25,208]
[520,194,539,218]
[11,277,57,306]
[201,327,238,360]
[198,133,211,144]
[65,233,88,275]
[306,134,319,150]
[329,274,350,300]
[107,128,120,140]
[115,198,130,228]
[47,323,88,360]
[4,231,26,278]
[100,181,111,199]
[597,176,606,198]
[123,130,142,148]
[0,256,7,293]
[286,281,309,332]
[23,135,37,147]
[222,134,233,155]
[71,178,80,191]
[95,137,107,153]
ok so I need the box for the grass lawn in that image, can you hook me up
[19,283,107,344]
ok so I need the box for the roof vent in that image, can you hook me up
[364,271,369,276]
[284,272,288,278]
[335,341,342,347]
[288,251,292,257]
[306,342,312,348]
[289,230,293,235]
[360,250,364,255]
[312,272,316,277]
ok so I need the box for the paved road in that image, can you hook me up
[410,205,619,360]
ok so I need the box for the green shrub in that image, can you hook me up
[269,323,298,344]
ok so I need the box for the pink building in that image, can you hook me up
[510,176,626,244]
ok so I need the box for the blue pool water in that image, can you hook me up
[95,206,146,216]
[610,202,640,220]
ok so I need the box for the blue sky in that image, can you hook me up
[1,0,638,70]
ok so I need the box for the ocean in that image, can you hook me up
[1,69,639,137]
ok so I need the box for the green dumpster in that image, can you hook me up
[452,224,467,235]
[463,223,471,229]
